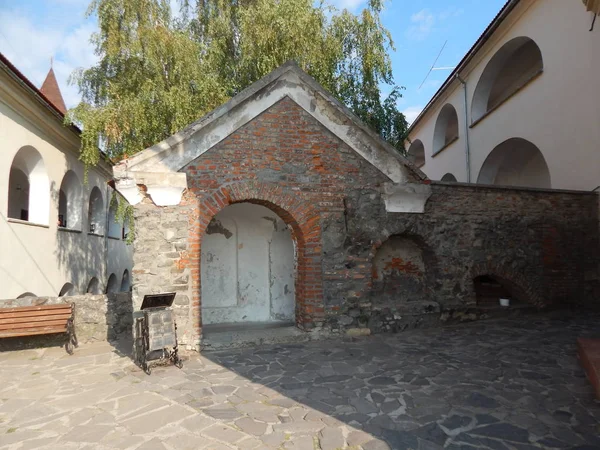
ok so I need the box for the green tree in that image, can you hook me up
[68,0,408,168]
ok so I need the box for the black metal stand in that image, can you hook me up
[136,313,183,375]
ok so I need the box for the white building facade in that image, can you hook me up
[0,54,133,299]
[406,0,600,191]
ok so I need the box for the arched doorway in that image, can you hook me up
[201,203,296,325]
[473,274,528,307]
[441,173,457,182]
[58,170,83,230]
[106,273,119,293]
[477,138,551,188]
[87,277,101,294]
[59,282,76,297]
[121,269,131,292]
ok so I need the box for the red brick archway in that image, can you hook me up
[469,262,544,307]
[187,182,324,340]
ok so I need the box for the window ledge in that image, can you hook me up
[58,227,82,234]
[432,136,459,158]
[7,218,49,229]
[107,235,122,240]
[88,232,105,238]
[470,69,543,129]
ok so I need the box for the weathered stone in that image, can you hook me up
[202,424,246,443]
[235,417,267,436]
[202,406,243,421]
[318,427,345,450]
[469,423,530,443]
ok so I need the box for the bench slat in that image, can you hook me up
[0,313,72,325]
[0,304,72,314]
[0,308,72,319]
[0,319,68,331]
[0,326,67,338]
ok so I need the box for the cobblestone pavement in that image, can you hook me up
[1,312,600,450]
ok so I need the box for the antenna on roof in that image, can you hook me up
[50,56,53,68]
[418,41,455,90]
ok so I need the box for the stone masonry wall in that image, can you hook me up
[129,97,599,348]
[0,292,133,348]
[324,182,598,333]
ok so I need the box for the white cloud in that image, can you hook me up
[420,79,442,91]
[406,6,464,41]
[0,7,97,109]
[439,6,464,21]
[406,9,435,41]
[402,106,424,125]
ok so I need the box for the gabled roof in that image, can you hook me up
[40,67,67,114]
[114,61,426,185]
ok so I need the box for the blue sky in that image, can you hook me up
[0,0,506,123]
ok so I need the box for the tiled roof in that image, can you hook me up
[40,67,67,114]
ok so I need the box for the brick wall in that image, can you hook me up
[130,97,599,348]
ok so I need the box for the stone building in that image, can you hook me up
[113,62,599,350]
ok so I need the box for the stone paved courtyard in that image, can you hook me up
[1,312,600,450]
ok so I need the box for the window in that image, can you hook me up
[433,104,459,154]
[58,171,83,230]
[477,138,551,188]
[472,37,543,122]
[88,187,104,235]
[7,146,49,225]
[406,140,425,168]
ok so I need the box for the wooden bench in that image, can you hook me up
[0,303,78,354]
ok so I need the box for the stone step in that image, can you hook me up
[577,337,600,400]
[201,322,332,350]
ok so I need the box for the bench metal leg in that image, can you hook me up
[65,317,78,355]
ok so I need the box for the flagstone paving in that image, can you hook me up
[1,311,600,449]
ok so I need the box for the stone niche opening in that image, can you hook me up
[473,274,527,307]
[372,234,433,305]
[201,202,296,326]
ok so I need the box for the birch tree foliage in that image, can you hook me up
[68,0,408,168]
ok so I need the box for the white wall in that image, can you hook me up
[408,0,600,191]
[0,72,133,299]
[201,203,295,325]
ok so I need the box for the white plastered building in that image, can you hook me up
[406,0,600,191]
[0,53,133,299]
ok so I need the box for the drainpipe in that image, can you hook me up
[104,184,111,291]
[456,74,472,183]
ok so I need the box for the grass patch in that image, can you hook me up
[7,428,17,434]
